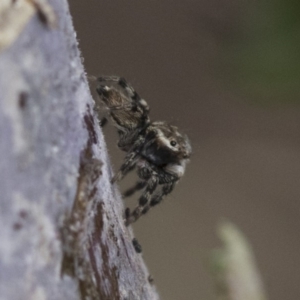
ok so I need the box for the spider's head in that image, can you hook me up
[142,122,191,166]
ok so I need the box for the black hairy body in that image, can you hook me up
[96,76,191,225]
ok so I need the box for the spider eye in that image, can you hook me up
[170,140,177,147]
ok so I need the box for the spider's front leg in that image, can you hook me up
[111,151,138,183]
[123,180,147,198]
[111,136,145,183]
[125,176,158,226]
[100,117,108,127]
[125,170,178,225]
[149,181,175,209]
[141,181,176,218]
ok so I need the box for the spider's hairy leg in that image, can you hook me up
[100,117,108,127]
[111,136,145,183]
[111,151,138,183]
[132,238,142,253]
[117,77,142,102]
[125,176,158,226]
[125,176,177,226]
[97,75,120,82]
[123,180,147,198]
[150,182,175,208]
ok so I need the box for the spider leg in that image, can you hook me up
[123,180,147,198]
[111,136,145,183]
[134,181,176,221]
[125,176,158,226]
[111,153,138,183]
[150,182,175,208]
[100,117,108,127]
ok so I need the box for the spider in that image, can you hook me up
[96,76,191,226]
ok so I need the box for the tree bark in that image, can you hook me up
[0,1,158,299]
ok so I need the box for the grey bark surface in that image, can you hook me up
[0,1,158,299]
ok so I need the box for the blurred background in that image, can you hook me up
[69,1,300,299]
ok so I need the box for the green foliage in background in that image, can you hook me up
[226,0,300,105]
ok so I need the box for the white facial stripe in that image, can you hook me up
[158,135,171,147]
[155,128,179,150]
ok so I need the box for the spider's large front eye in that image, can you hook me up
[170,140,177,147]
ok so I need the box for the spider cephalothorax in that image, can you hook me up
[96,76,191,225]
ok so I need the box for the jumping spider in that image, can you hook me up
[96,76,191,225]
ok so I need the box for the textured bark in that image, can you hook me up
[0,1,158,299]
